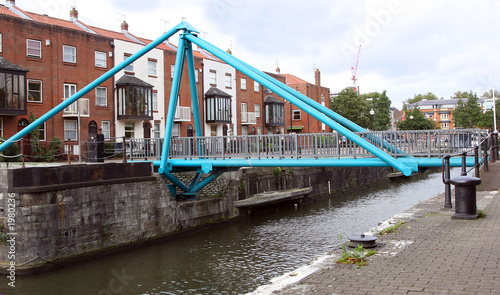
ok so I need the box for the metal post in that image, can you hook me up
[461,152,467,176]
[443,155,452,209]
[21,138,25,168]
[122,136,126,163]
[474,146,480,178]
[484,149,489,172]
[489,134,495,163]
[67,139,71,165]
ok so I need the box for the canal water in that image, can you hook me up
[7,168,460,295]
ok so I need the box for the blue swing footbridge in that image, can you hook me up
[0,22,480,198]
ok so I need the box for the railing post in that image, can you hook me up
[67,139,71,165]
[484,147,489,172]
[21,138,25,168]
[474,146,480,178]
[443,155,452,209]
[122,136,127,163]
[461,151,467,176]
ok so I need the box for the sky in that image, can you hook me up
[16,0,500,109]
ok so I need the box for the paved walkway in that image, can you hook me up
[274,161,500,295]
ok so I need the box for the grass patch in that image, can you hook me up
[378,221,405,235]
[335,235,376,268]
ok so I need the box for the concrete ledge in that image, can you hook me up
[234,187,312,208]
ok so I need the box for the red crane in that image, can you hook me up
[351,45,361,94]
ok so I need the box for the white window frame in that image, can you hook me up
[27,39,42,58]
[152,92,158,111]
[254,81,259,92]
[209,70,217,85]
[124,54,134,72]
[96,87,107,107]
[171,65,175,78]
[0,117,3,138]
[241,78,247,90]
[64,120,78,141]
[0,33,3,53]
[242,125,248,135]
[195,69,199,83]
[63,45,76,63]
[39,122,47,141]
[27,79,43,103]
[148,59,157,76]
[172,124,181,137]
[101,121,110,139]
[125,122,135,139]
[254,104,260,117]
[95,51,107,68]
[293,110,301,120]
[225,73,232,88]
[154,123,161,139]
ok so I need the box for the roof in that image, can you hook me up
[0,56,29,72]
[409,97,487,107]
[116,74,153,87]
[205,86,232,97]
[264,94,284,104]
[283,73,309,85]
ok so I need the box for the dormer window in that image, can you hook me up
[205,87,232,124]
[264,92,285,127]
[116,74,153,120]
[0,57,28,116]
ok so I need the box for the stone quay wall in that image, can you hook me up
[0,162,389,272]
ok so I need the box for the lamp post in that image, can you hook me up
[409,115,414,130]
[493,90,497,132]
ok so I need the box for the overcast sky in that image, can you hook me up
[19,0,500,109]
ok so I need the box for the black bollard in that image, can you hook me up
[449,176,481,220]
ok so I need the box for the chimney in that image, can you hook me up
[315,68,321,86]
[276,66,280,74]
[121,21,129,32]
[70,7,78,21]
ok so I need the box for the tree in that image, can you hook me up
[482,89,500,98]
[404,92,440,106]
[331,87,371,128]
[477,99,500,130]
[452,91,482,128]
[397,107,434,130]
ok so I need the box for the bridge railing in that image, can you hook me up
[127,129,485,161]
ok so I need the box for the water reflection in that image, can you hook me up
[7,168,460,295]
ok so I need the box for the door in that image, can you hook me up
[17,118,30,156]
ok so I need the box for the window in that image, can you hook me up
[27,39,41,58]
[293,110,301,120]
[63,45,76,63]
[209,70,217,85]
[254,104,260,117]
[225,73,232,88]
[148,59,157,76]
[28,80,42,102]
[39,122,46,141]
[152,92,158,111]
[64,120,77,141]
[0,118,3,137]
[257,127,262,135]
[101,121,110,139]
[171,65,175,78]
[441,122,449,129]
[241,78,247,90]
[96,87,107,107]
[172,124,181,137]
[242,126,248,135]
[125,122,135,139]
[154,123,160,138]
[0,70,27,115]
[124,54,134,72]
[254,81,259,92]
[195,70,199,83]
[95,51,107,68]
[241,102,248,122]
[0,33,2,53]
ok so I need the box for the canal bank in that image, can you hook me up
[266,162,500,295]
[0,162,391,274]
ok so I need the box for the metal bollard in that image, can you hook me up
[449,176,481,220]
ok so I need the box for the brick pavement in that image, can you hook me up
[275,162,500,295]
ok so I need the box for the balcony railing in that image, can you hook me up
[174,106,191,121]
[63,98,89,117]
[241,112,256,125]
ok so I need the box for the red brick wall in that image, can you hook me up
[0,14,115,144]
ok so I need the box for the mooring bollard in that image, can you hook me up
[449,175,481,220]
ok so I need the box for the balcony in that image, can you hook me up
[174,106,191,122]
[63,98,89,117]
[241,112,256,125]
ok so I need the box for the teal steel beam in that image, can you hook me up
[0,23,186,153]
[184,34,401,155]
[184,34,414,176]
[185,41,203,137]
[159,34,188,175]
[189,172,204,191]
[163,170,190,192]
[191,170,225,192]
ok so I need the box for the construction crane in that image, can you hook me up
[351,45,361,94]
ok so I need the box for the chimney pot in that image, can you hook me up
[70,7,78,20]
[121,21,129,32]
[276,66,281,74]
[315,68,321,86]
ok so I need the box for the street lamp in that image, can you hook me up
[493,90,497,132]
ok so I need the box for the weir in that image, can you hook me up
[0,21,478,199]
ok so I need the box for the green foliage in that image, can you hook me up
[452,93,482,128]
[0,137,21,162]
[397,108,434,130]
[273,166,281,176]
[405,92,440,106]
[336,235,376,267]
[378,221,405,235]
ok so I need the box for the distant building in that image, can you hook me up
[407,97,490,129]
